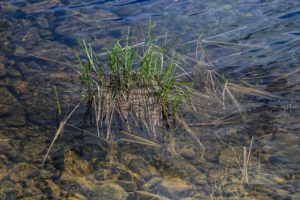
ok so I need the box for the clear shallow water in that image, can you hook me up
[1,0,300,199]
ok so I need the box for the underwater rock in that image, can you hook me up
[0,139,11,153]
[91,183,128,200]
[45,179,61,199]
[23,178,52,199]
[0,155,9,181]
[250,174,275,188]
[12,80,29,95]
[93,157,140,191]
[204,144,222,163]
[54,9,116,37]
[0,34,10,53]
[0,180,23,199]
[144,176,193,198]
[40,168,58,179]
[29,41,72,62]
[0,87,21,113]
[274,132,298,146]
[20,28,41,49]
[0,192,6,199]
[282,184,296,194]
[260,154,271,163]
[3,139,25,163]
[14,46,27,56]
[167,159,202,179]
[35,17,49,29]
[160,177,193,193]
[128,157,159,180]
[179,146,197,160]
[262,145,272,154]
[89,37,117,49]
[5,67,22,78]
[8,162,39,183]
[0,18,12,30]
[273,189,291,200]
[21,0,61,14]
[0,2,17,13]
[63,149,92,173]
[0,87,25,127]
[60,149,95,190]
[273,176,286,185]
[22,142,47,161]
[3,114,26,127]
[143,177,161,190]
[192,173,208,186]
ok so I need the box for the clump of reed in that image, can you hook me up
[42,28,203,165]
[76,36,193,143]
[42,26,281,165]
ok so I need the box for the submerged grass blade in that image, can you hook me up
[224,82,243,112]
[120,131,160,147]
[227,82,281,99]
[53,86,62,116]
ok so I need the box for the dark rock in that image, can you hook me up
[0,18,12,30]
[36,17,49,29]
[12,80,29,94]
[0,87,25,127]
[91,183,128,200]
[5,67,22,78]
[128,157,158,180]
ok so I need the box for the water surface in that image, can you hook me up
[1,0,300,199]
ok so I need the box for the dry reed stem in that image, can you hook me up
[42,102,81,165]
[100,87,161,139]
[227,83,280,99]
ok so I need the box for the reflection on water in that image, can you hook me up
[1,0,300,199]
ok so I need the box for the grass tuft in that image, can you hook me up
[70,31,196,147]
[42,27,283,164]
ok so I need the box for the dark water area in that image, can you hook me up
[1,0,300,199]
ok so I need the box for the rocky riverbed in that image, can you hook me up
[1,109,300,199]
